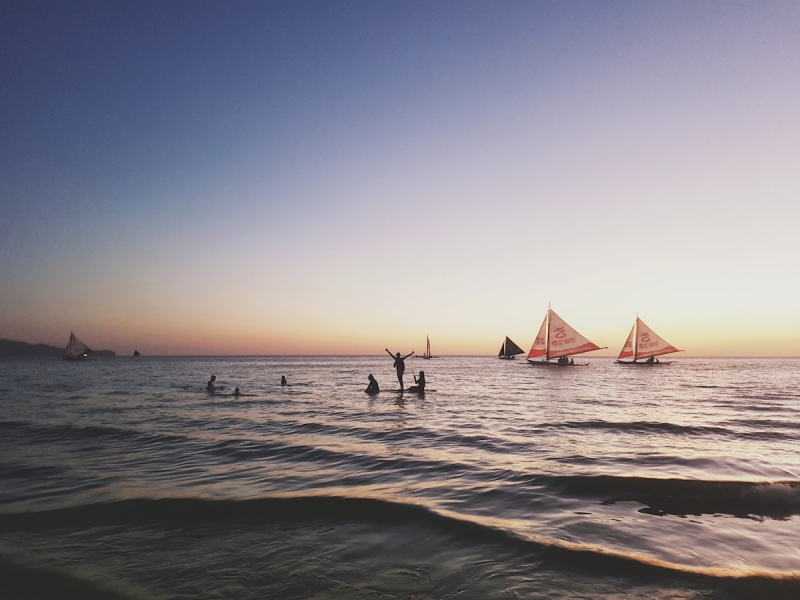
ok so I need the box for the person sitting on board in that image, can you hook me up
[281,376,287,386]
[365,374,379,395]
[646,356,658,364]
[385,348,414,391]
[407,371,426,394]
[207,375,216,392]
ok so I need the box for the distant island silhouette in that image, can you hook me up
[0,339,116,357]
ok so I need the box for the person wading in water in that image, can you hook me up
[407,371,425,394]
[385,348,414,391]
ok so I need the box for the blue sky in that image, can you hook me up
[2,1,799,355]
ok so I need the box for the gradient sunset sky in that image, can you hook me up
[2,1,799,356]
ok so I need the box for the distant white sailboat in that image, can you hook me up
[63,332,92,361]
[527,307,605,366]
[617,317,682,365]
[498,336,524,359]
[420,334,437,359]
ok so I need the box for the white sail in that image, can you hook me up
[546,309,602,358]
[527,315,549,358]
[63,332,91,360]
[634,318,680,360]
[618,324,635,359]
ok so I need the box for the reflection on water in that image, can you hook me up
[1,356,800,598]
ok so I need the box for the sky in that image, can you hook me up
[1,0,799,356]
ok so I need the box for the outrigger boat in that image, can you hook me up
[62,332,92,361]
[498,336,524,359]
[527,306,605,366]
[419,334,437,359]
[616,317,682,365]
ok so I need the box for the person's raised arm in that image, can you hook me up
[402,351,414,360]
[385,348,394,358]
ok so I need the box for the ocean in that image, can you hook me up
[1,356,799,599]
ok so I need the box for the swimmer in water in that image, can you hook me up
[281,376,287,386]
[407,370,426,394]
[207,375,216,392]
[385,348,414,391]
[232,387,241,397]
[365,374,379,395]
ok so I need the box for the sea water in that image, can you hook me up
[1,356,799,599]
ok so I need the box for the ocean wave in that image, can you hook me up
[535,419,799,442]
[537,475,800,519]
[2,495,800,592]
[0,419,189,447]
[547,420,731,436]
[0,555,136,600]
[204,437,464,477]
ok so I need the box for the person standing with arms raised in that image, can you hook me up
[385,348,414,391]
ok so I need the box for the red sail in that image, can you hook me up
[527,316,548,358]
[634,318,680,360]
[618,324,635,359]
[546,310,603,359]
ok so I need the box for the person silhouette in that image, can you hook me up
[232,387,241,397]
[385,348,414,391]
[365,374,379,395]
[207,375,216,392]
[407,371,426,393]
[281,376,287,386]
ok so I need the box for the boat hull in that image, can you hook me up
[616,360,672,365]
[498,356,517,360]
[527,360,588,367]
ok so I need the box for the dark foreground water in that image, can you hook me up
[1,356,799,599]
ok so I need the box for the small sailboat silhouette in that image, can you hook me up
[420,334,437,359]
[62,333,92,361]
[498,337,524,359]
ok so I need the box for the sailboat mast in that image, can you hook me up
[634,315,639,361]
[545,304,551,361]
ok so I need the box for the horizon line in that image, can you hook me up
[6,354,800,359]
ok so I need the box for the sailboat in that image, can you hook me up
[616,317,682,365]
[133,350,141,357]
[62,332,92,361]
[527,307,606,366]
[419,334,437,359]
[498,336,525,359]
